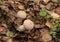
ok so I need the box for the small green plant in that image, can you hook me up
[29,2,35,6]
[29,1,35,6]
[53,0,58,2]
[0,0,3,4]
[50,31,57,38]
[50,19,60,38]
[39,9,52,18]
[6,31,14,37]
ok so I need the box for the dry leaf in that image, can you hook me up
[42,33,52,42]
[7,38,12,42]
[17,4,24,10]
[51,12,60,19]
[47,11,60,19]
[34,24,40,28]
[45,20,52,28]
[43,0,49,4]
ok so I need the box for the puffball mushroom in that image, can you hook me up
[17,25,25,31]
[17,11,27,19]
[23,19,34,30]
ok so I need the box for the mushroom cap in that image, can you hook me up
[17,25,25,31]
[17,11,27,19]
[23,19,34,30]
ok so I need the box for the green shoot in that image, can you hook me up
[53,0,58,2]
[50,31,57,38]
[0,0,3,4]
[39,9,47,17]
[6,31,14,37]
[29,1,35,6]
[39,9,52,18]
[50,19,60,38]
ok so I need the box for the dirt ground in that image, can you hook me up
[0,0,60,42]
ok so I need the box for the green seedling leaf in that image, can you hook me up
[53,0,58,2]
[39,9,47,17]
[0,0,3,4]
[45,15,52,18]
[29,1,35,6]
[29,2,35,6]
[39,9,52,18]
[50,31,57,38]
[6,31,14,37]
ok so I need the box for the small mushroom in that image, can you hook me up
[16,25,25,31]
[17,11,27,19]
[55,7,60,14]
[23,19,34,30]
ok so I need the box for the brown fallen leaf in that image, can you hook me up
[0,6,9,12]
[7,38,12,42]
[27,40,34,42]
[55,7,60,14]
[0,26,7,34]
[43,0,50,4]
[51,12,60,19]
[1,24,8,28]
[42,33,52,42]
[47,11,60,19]
[45,20,52,28]
[40,29,52,42]
[17,4,24,10]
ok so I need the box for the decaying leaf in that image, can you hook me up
[47,11,60,19]
[51,12,60,19]
[42,33,52,42]
[43,0,50,4]
[17,4,24,10]
[7,38,12,42]
[45,20,52,28]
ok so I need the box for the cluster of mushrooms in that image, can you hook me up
[16,11,34,32]
[16,10,53,42]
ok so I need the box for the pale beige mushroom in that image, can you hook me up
[23,19,34,30]
[17,11,27,19]
[17,25,25,31]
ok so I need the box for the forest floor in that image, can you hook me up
[0,0,60,42]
